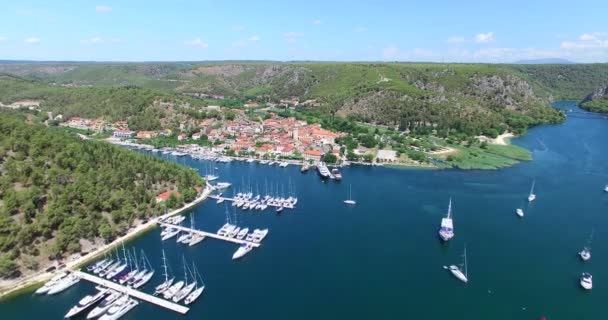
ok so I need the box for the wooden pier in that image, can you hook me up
[159,223,262,247]
[74,271,190,315]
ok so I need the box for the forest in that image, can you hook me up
[0,112,204,278]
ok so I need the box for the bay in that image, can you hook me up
[1,101,607,319]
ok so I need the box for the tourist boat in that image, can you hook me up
[99,296,139,320]
[447,246,468,283]
[64,287,109,318]
[236,228,249,240]
[36,272,68,294]
[438,198,454,242]
[232,243,254,260]
[86,291,121,319]
[516,208,524,217]
[48,273,80,295]
[184,264,205,305]
[528,179,536,202]
[317,162,331,179]
[344,184,356,205]
[154,250,175,295]
[331,168,342,180]
[301,164,310,172]
[580,273,593,290]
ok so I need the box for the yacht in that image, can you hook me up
[48,273,80,295]
[516,208,524,217]
[215,182,232,189]
[86,291,121,319]
[205,174,219,181]
[36,272,68,294]
[99,296,139,320]
[331,168,342,180]
[172,263,196,303]
[252,228,269,243]
[154,250,175,295]
[580,273,593,290]
[228,227,241,238]
[528,179,536,202]
[317,162,331,179]
[161,228,180,241]
[64,287,109,318]
[189,233,205,246]
[216,197,225,204]
[447,246,468,283]
[301,164,310,172]
[279,162,289,167]
[438,198,454,242]
[232,243,254,260]
[579,247,591,261]
[344,184,356,205]
[184,265,205,305]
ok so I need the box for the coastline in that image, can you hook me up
[0,187,211,301]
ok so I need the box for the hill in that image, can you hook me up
[0,112,204,278]
[580,86,608,113]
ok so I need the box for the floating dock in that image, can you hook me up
[159,223,262,247]
[74,271,190,315]
[209,195,294,210]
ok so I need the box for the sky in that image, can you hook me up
[0,0,606,63]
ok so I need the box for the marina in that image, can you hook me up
[158,223,263,248]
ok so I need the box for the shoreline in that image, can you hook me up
[0,187,211,301]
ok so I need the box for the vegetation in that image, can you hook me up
[580,98,608,113]
[0,112,203,278]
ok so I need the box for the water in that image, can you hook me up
[2,101,608,319]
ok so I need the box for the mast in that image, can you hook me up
[161,249,169,282]
[463,245,468,278]
[182,256,189,285]
[530,179,535,195]
[349,184,353,200]
[447,198,452,219]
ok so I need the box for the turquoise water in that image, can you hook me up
[2,101,608,319]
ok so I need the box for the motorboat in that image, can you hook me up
[232,243,254,260]
[86,291,121,319]
[331,168,342,180]
[516,208,524,217]
[36,272,68,294]
[99,296,139,320]
[579,247,591,261]
[205,174,219,181]
[64,287,109,318]
[580,273,593,290]
[47,273,80,295]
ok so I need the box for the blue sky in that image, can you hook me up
[0,0,606,62]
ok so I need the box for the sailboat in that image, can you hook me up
[184,263,205,305]
[579,230,593,262]
[163,256,187,300]
[446,245,468,283]
[344,184,356,205]
[172,258,196,303]
[132,252,155,289]
[438,198,454,242]
[527,179,536,202]
[154,250,175,295]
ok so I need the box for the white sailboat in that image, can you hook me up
[438,198,454,242]
[446,246,468,283]
[344,184,356,205]
[527,179,536,202]
[154,250,175,295]
[132,252,155,289]
[184,263,205,305]
[172,259,196,303]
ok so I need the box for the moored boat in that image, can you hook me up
[65,287,109,318]
[48,273,80,295]
[36,272,68,294]
[86,291,121,319]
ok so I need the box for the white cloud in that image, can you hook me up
[0,36,6,42]
[24,37,41,44]
[95,5,112,12]
[312,19,322,25]
[354,27,368,33]
[561,32,608,49]
[382,46,399,60]
[184,38,208,48]
[475,32,494,43]
[248,35,260,41]
[284,32,303,43]
[447,36,465,44]
[232,40,246,47]
[381,46,440,61]
[81,37,103,44]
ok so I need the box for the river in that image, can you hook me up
[1,101,607,319]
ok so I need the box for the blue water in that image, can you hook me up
[2,101,608,319]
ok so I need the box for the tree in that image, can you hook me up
[363,153,374,163]
[0,255,18,278]
[322,153,337,164]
